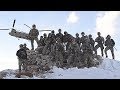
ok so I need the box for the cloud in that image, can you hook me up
[95,11,120,37]
[67,11,79,24]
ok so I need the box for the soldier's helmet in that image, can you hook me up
[85,35,88,39]
[64,31,67,35]
[43,33,47,36]
[81,32,85,35]
[51,30,55,34]
[89,34,92,38]
[76,33,79,36]
[48,33,52,37]
[58,29,61,32]
[106,35,111,39]
[97,32,101,35]
[32,24,36,28]
[40,36,43,38]
[19,44,23,48]
[24,43,27,46]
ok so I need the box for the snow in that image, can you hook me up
[1,58,120,79]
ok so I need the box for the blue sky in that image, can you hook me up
[0,11,120,71]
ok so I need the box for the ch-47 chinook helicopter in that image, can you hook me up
[0,19,52,40]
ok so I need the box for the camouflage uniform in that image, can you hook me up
[80,32,86,45]
[56,29,63,43]
[75,33,81,47]
[94,32,104,56]
[42,33,52,55]
[81,36,94,68]
[18,58,27,72]
[42,40,51,55]
[51,31,56,44]
[43,33,48,46]
[16,44,28,73]
[50,31,56,53]
[29,24,39,50]
[50,38,64,67]
[80,36,86,44]
[53,41,65,68]
[67,39,82,68]
[38,36,44,47]
[63,31,74,51]
[104,35,115,59]
[36,36,44,54]
[88,34,95,52]
[79,35,86,52]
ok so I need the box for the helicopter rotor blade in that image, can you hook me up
[12,19,16,28]
[24,24,52,32]
[0,29,10,30]
[39,30,52,32]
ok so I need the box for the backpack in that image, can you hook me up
[111,39,115,47]
[18,49,27,59]
[105,39,115,47]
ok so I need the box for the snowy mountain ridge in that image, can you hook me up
[1,58,120,79]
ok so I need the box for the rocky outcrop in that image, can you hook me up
[26,50,53,73]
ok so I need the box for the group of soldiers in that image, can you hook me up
[16,24,115,74]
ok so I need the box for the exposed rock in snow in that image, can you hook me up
[1,58,120,79]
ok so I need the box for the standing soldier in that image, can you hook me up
[88,34,95,53]
[63,31,74,51]
[50,30,56,53]
[51,30,56,44]
[75,33,81,47]
[56,29,63,43]
[38,36,44,47]
[81,36,94,68]
[80,32,86,45]
[16,44,28,75]
[67,38,82,68]
[104,35,115,59]
[94,32,104,56]
[43,33,47,46]
[42,33,51,55]
[53,37,65,68]
[29,24,39,50]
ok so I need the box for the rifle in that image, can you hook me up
[114,46,117,51]
[24,24,31,29]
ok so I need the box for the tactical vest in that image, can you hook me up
[80,36,86,44]
[95,36,104,44]
[75,37,80,45]
[105,39,115,47]
[56,33,63,42]
[29,29,39,37]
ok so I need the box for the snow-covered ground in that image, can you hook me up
[1,58,120,79]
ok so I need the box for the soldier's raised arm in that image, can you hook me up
[29,29,32,35]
